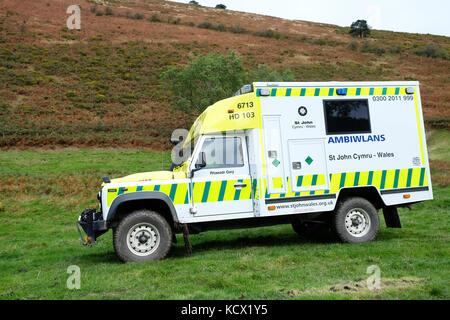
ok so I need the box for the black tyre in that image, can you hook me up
[113,209,172,262]
[333,197,380,243]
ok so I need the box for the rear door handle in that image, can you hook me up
[234,183,247,189]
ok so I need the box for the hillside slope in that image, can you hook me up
[0,0,449,149]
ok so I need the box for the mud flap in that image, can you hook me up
[383,206,402,228]
[182,224,193,256]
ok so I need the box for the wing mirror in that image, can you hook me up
[190,152,206,178]
[195,152,206,169]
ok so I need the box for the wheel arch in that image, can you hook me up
[107,191,179,229]
[336,186,386,210]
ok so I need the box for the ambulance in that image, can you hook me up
[77,81,433,262]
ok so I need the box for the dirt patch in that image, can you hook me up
[282,277,428,297]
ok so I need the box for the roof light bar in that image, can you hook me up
[336,88,347,95]
[405,87,415,94]
[240,84,253,95]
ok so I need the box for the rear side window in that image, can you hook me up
[323,99,371,135]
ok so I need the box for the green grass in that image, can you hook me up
[0,148,448,299]
[0,149,172,174]
[427,130,450,161]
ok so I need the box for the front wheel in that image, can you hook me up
[113,209,172,262]
[333,197,380,243]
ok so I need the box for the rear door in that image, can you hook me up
[287,139,329,193]
[262,115,287,195]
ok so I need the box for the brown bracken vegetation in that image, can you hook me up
[0,0,449,149]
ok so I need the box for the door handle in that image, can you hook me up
[234,183,247,189]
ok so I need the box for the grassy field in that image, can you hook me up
[1,0,448,301]
[0,135,448,300]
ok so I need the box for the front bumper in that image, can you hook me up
[76,208,108,245]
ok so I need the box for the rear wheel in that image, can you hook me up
[333,197,379,243]
[113,209,172,262]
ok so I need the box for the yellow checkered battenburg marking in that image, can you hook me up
[106,168,427,205]
[265,168,427,198]
[107,179,254,207]
[257,87,408,97]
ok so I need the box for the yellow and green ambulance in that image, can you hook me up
[77,81,432,262]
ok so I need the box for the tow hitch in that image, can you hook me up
[76,208,106,245]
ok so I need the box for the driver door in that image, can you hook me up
[189,134,254,217]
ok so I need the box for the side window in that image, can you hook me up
[324,99,371,135]
[200,137,244,169]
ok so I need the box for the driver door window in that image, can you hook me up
[201,136,244,169]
